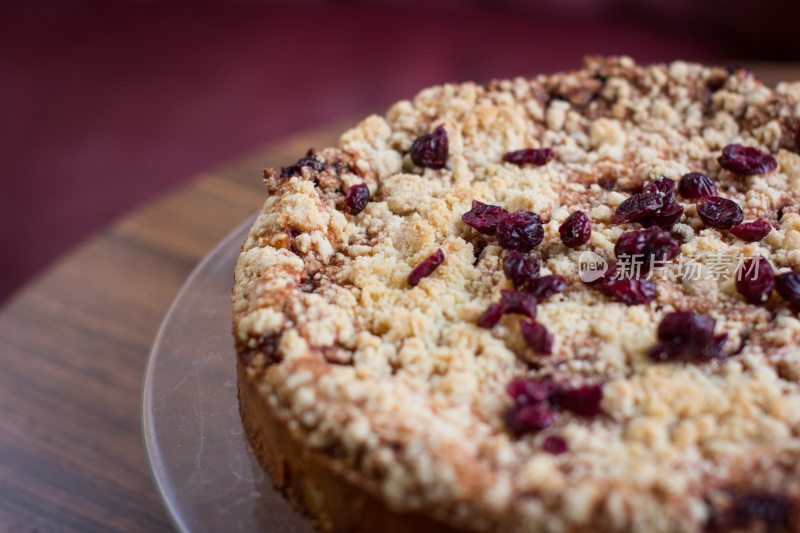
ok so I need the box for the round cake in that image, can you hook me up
[233,57,800,532]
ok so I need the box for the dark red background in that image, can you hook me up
[1,0,798,303]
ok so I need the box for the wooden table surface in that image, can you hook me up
[0,119,352,532]
[1,65,798,532]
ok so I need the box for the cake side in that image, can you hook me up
[237,362,459,533]
[233,56,800,532]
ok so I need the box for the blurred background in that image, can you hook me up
[1,0,799,304]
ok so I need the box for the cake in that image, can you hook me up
[233,57,800,532]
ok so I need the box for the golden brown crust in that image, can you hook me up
[237,363,458,533]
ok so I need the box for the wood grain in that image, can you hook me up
[0,63,796,532]
[0,119,352,532]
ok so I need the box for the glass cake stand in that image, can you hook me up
[142,216,315,532]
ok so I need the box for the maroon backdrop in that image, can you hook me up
[1,1,797,303]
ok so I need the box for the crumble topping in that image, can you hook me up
[234,57,800,532]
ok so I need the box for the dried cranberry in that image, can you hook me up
[408,249,445,286]
[583,262,617,287]
[642,203,684,229]
[506,377,555,404]
[614,227,681,270]
[542,435,568,455]
[600,277,657,305]
[678,172,717,200]
[506,403,555,435]
[496,211,544,252]
[776,272,800,306]
[643,177,676,205]
[344,183,370,215]
[521,320,553,354]
[658,311,715,346]
[648,311,724,363]
[718,144,777,175]
[612,191,664,224]
[505,378,603,436]
[462,200,508,235]
[730,219,772,242]
[697,196,744,229]
[503,251,539,288]
[701,334,729,361]
[613,177,678,226]
[551,384,604,417]
[525,275,567,299]
[478,302,506,328]
[500,290,538,319]
[503,148,554,166]
[735,256,775,305]
[478,290,537,328]
[506,377,562,435]
[719,492,798,531]
[410,125,448,169]
[559,211,592,248]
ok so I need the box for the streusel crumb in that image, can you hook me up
[234,57,800,532]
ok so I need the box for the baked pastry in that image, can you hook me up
[233,57,800,532]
